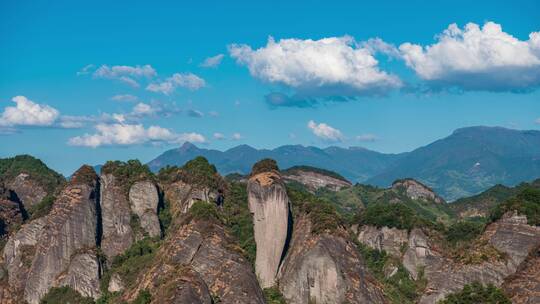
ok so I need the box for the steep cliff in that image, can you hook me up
[282,166,352,192]
[392,178,445,204]
[247,161,290,288]
[128,180,161,238]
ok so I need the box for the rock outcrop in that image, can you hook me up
[247,170,290,288]
[278,215,386,304]
[3,166,102,304]
[161,179,215,216]
[357,225,408,258]
[282,168,351,192]
[122,217,265,303]
[392,179,444,204]
[128,180,161,237]
[503,245,540,304]
[5,173,47,210]
[100,173,134,259]
[0,197,23,238]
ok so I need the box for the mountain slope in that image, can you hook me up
[367,126,540,201]
[148,142,404,183]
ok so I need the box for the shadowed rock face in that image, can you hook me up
[279,215,387,304]
[123,218,265,304]
[392,179,445,204]
[3,166,102,304]
[0,197,23,237]
[161,180,215,216]
[247,170,290,288]
[357,225,408,258]
[100,173,134,260]
[129,181,160,237]
[5,173,47,210]
[503,245,540,304]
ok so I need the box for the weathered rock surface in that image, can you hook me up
[128,181,161,238]
[357,225,408,258]
[414,212,540,304]
[5,173,47,210]
[283,169,351,192]
[0,198,23,237]
[247,170,290,288]
[503,245,540,304]
[278,215,387,304]
[392,178,444,203]
[107,273,125,293]
[16,166,101,304]
[161,180,214,216]
[123,217,265,304]
[100,173,134,259]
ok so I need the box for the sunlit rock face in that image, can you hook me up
[278,215,386,304]
[247,170,290,288]
[357,225,408,258]
[392,178,445,204]
[128,180,161,237]
[282,169,351,192]
[5,173,47,210]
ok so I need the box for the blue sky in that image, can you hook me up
[1,0,539,176]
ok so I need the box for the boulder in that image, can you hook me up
[128,181,161,237]
[278,215,387,304]
[108,273,125,293]
[247,170,290,288]
[100,173,134,259]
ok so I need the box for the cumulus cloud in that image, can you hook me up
[111,94,138,102]
[229,36,402,103]
[356,133,378,142]
[146,73,206,95]
[0,96,60,127]
[213,132,225,140]
[232,133,243,140]
[399,22,540,91]
[307,120,344,142]
[200,54,224,68]
[93,64,157,87]
[68,123,205,148]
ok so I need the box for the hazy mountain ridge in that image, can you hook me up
[149,126,540,201]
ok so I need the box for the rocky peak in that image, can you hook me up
[282,166,352,192]
[247,159,291,288]
[392,178,445,203]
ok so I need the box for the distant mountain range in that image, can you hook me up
[148,126,540,201]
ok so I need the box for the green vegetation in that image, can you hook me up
[286,183,342,234]
[438,282,511,304]
[158,157,224,190]
[222,182,256,264]
[71,165,99,187]
[445,221,485,245]
[251,158,279,176]
[356,203,433,231]
[263,286,287,304]
[0,154,65,193]
[132,289,152,304]
[283,165,349,183]
[28,194,56,219]
[490,187,540,225]
[101,160,154,194]
[353,241,424,304]
[189,200,220,221]
[158,199,172,235]
[40,286,94,304]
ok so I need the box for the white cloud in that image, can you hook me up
[68,123,205,148]
[229,36,402,96]
[111,94,138,102]
[132,102,156,116]
[307,120,344,142]
[399,22,540,91]
[213,132,225,140]
[232,133,243,140]
[0,96,60,127]
[93,64,157,87]
[146,73,206,95]
[76,64,95,76]
[356,133,378,142]
[187,109,204,118]
[200,54,224,68]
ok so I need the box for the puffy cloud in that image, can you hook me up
[0,96,60,127]
[187,109,204,118]
[232,133,243,140]
[307,120,344,142]
[356,134,378,142]
[111,94,138,102]
[132,102,156,116]
[146,73,206,95]
[229,36,402,100]
[200,54,224,68]
[93,64,157,87]
[76,64,95,76]
[68,123,205,148]
[213,132,225,140]
[399,22,540,91]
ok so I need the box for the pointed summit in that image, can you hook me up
[178,141,198,152]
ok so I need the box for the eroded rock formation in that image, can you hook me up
[357,225,408,258]
[392,178,444,203]
[5,173,47,210]
[247,169,290,288]
[282,169,351,192]
[129,180,161,237]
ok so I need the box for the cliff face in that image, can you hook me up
[122,217,265,303]
[278,215,387,304]
[128,180,161,238]
[3,166,102,304]
[100,173,134,260]
[392,179,445,203]
[161,180,214,216]
[5,173,47,210]
[503,245,540,304]
[247,170,291,288]
[357,225,408,258]
[282,169,351,192]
